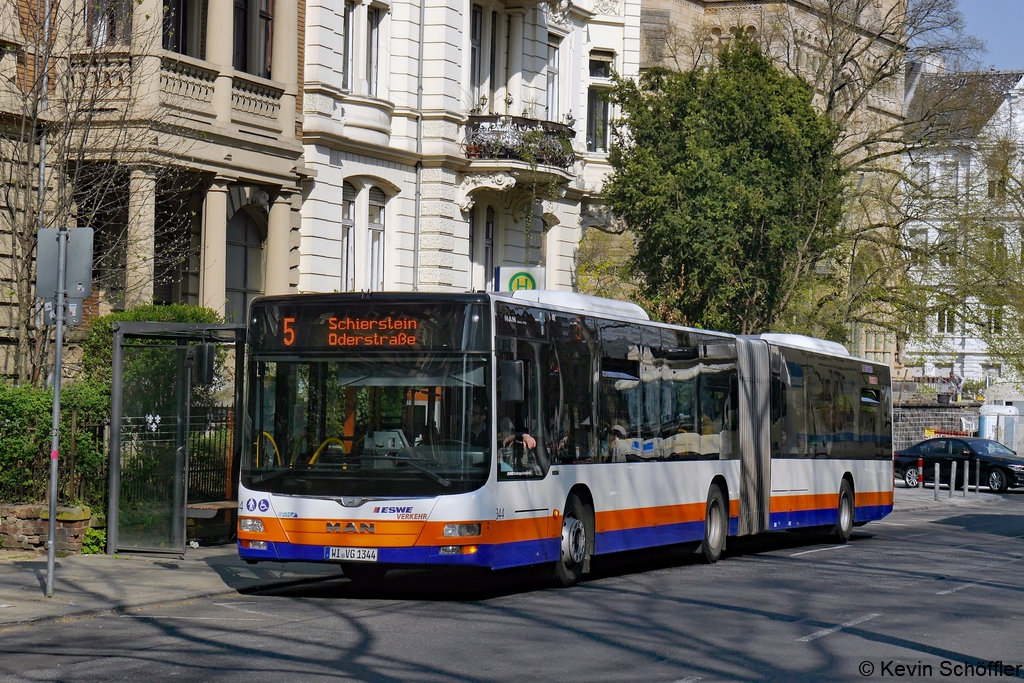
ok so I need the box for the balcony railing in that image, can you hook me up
[231,72,283,131]
[463,115,576,170]
[160,53,217,118]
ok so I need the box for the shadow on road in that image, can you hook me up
[246,529,870,602]
[933,513,1024,537]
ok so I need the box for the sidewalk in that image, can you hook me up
[0,485,1011,627]
[892,481,1012,514]
[0,544,343,627]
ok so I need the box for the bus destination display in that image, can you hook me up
[283,315,419,347]
[250,298,490,352]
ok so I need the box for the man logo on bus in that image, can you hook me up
[508,272,537,291]
[327,522,376,533]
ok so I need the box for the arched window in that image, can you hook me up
[367,187,386,291]
[341,182,356,291]
[225,210,264,322]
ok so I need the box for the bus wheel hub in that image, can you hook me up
[561,516,586,565]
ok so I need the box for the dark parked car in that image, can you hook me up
[895,437,1024,492]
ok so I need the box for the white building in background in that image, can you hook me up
[902,66,1024,383]
[299,0,640,294]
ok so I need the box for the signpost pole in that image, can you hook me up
[44,226,68,598]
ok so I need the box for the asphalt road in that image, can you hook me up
[3,494,1023,683]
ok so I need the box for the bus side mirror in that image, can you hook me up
[500,360,524,402]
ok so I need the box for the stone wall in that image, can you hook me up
[0,505,92,552]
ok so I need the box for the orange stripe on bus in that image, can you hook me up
[856,490,893,507]
[595,502,706,534]
[770,493,838,513]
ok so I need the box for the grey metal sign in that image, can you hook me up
[43,298,83,325]
[36,227,93,300]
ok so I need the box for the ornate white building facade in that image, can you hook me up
[299,0,641,293]
[903,67,1024,383]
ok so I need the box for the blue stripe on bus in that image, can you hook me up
[769,503,894,530]
[854,504,892,523]
[594,520,705,555]
[238,539,561,570]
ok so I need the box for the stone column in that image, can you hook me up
[207,0,235,125]
[272,0,298,138]
[265,190,293,295]
[201,180,230,314]
[506,10,525,115]
[124,168,157,308]
[131,0,163,113]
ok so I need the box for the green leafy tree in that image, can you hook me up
[605,39,847,334]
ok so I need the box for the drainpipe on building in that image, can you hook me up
[412,0,427,291]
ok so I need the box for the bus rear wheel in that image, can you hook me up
[700,484,726,564]
[832,480,854,544]
[554,495,589,587]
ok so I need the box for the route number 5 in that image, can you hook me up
[283,317,296,346]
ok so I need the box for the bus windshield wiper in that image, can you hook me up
[361,455,451,488]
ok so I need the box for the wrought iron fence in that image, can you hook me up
[463,115,576,170]
[17,421,109,509]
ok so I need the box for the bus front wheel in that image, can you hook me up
[554,495,589,587]
[700,484,726,564]
[833,480,854,544]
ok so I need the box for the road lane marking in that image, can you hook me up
[872,522,907,527]
[797,613,880,642]
[936,583,977,595]
[119,618,260,622]
[789,545,852,557]
[670,678,702,683]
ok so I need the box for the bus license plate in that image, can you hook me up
[325,547,378,562]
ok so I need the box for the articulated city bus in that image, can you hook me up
[237,291,893,585]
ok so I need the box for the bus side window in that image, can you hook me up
[598,320,641,462]
[497,342,550,479]
[552,315,596,463]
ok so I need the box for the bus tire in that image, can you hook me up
[700,484,726,564]
[833,480,854,544]
[343,563,388,582]
[554,495,589,587]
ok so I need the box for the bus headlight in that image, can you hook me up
[442,523,481,537]
[240,518,265,533]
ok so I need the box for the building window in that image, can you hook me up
[366,6,380,97]
[470,5,483,107]
[91,0,132,47]
[342,1,354,90]
[484,206,495,290]
[586,87,609,152]
[937,308,956,334]
[225,210,265,323]
[589,51,614,78]
[986,307,1003,334]
[341,182,356,291]
[587,50,613,152]
[367,187,386,291]
[546,34,560,121]
[233,0,273,79]
[163,0,204,57]
[489,11,498,111]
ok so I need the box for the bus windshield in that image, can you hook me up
[242,353,491,497]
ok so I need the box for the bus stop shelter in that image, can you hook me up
[105,322,245,555]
